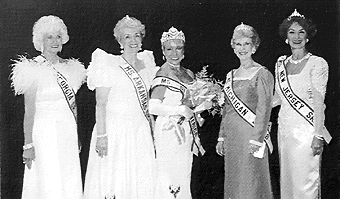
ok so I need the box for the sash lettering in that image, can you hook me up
[277,58,314,126]
[224,71,273,153]
[55,70,77,122]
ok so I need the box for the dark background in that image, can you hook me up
[1,0,339,198]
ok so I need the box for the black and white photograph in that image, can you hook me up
[1,0,339,198]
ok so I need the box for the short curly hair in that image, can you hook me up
[113,15,145,43]
[32,15,69,52]
[278,16,317,40]
[230,23,261,50]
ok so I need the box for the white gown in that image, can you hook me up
[83,48,158,199]
[152,81,196,199]
[11,56,86,199]
[275,55,331,199]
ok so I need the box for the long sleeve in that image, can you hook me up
[251,68,274,143]
[310,57,332,143]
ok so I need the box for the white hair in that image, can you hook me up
[32,15,69,52]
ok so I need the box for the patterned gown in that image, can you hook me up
[83,48,158,199]
[11,55,86,199]
[219,66,273,199]
[274,55,331,199]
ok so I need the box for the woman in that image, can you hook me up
[273,9,332,198]
[11,15,85,199]
[216,23,273,198]
[83,15,158,199]
[149,26,205,199]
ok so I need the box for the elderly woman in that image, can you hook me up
[83,15,158,199]
[149,27,205,199]
[216,23,274,198]
[11,15,85,199]
[273,9,332,198]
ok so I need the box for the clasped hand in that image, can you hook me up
[311,136,324,156]
[23,147,35,169]
[96,136,108,158]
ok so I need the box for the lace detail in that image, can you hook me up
[310,57,328,96]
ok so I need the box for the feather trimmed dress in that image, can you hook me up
[83,48,158,199]
[11,55,86,199]
[274,55,331,199]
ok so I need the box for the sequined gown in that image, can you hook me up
[83,48,158,199]
[219,66,273,199]
[11,55,86,199]
[274,55,331,199]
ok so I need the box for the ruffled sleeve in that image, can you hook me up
[63,58,86,93]
[86,48,115,90]
[310,56,328,97]
[10,56,40,95]
[137,50,160,84]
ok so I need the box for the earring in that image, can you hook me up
[162,55,166,61]
[306,39,309,43]
[120,46,124,54]
[252,49,256,54]
[285,39,288,44]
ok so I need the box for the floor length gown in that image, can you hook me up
[84,48,158,199]
[11,55,85,199]
[275,55,330,199]
[219,66,273,199]
[153,80,195,199]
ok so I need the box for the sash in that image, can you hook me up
[224,70,273,153]
[276,58,314,126]
[55,70,77,122]
[119,59,152,127]
[152,76,206,156]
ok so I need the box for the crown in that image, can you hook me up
[287,9,305,20]
[160,27,185,44]
[234,22,252,32]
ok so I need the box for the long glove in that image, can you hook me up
[149,99,193,119]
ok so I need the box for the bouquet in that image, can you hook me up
[179,65,225,125]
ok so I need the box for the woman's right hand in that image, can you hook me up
[216,141,225,156]
[178,105,194,120]
[23,147,35,169]
[96,136,108,158]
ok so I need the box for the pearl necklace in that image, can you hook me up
[289,53,311,64]
[167,62,180,69]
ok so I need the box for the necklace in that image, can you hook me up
[289,53,311,64]
[167,62,180,68]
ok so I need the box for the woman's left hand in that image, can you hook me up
[249,143,261,155]
[311,136,324,156]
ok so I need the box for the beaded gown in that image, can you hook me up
[274,55,331,199]
[219,66,273,199]
[83,48,158,199]
[11,55,86,199]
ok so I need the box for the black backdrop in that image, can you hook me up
[1,0,339,198]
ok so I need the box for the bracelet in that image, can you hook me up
[23,143,34,150]
[97,134,107,138]
[217,137,224,142]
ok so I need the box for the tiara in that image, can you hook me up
[160,27,185,44]
[287,9,305,20]
[122,15,138,27]
[234,22,252,32]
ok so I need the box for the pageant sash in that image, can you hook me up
[224,70,273,153]
[55,70,77,122]
[119,60,152,126]
[152,76,205,156]
[276,58,314,126]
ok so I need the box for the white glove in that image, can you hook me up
[149,99,193,119]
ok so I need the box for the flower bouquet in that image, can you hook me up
[179,65,225,125]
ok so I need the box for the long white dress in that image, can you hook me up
[274,55,331,199]
[83,48,158,199]
[152,80,197,199]
[11,55,85,199]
